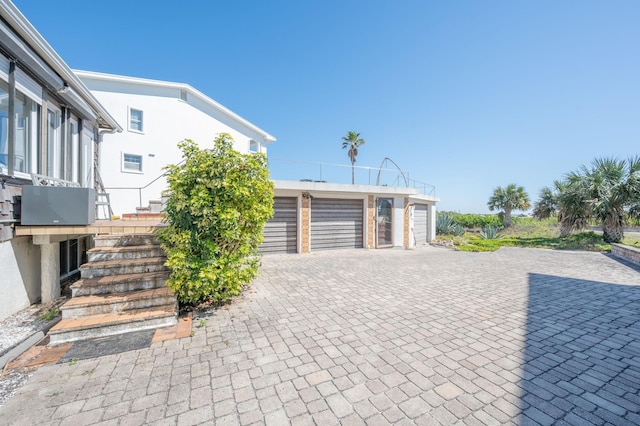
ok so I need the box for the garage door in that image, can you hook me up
[260,197,297,254]
[311,198,363,251]
[414,204,428,245]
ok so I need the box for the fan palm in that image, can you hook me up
[559,157,640,243]
[487,184,530,228]
[341,131,365,184]
[532,185,558,220]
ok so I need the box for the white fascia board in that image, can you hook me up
[0,0,122,132]
[74,70,276,143]
[273,180,423,197]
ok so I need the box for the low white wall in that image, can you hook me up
[0,237,40,321]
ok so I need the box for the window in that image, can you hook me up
[0,79,8,172]
[46,107,61,178]
[80,128,93,187]
[129,108,143,132]
[1,60,43,177]
[123,153,143,172]
[14,91,37,174]
[249,140,259,153]
[67,117,79,182]
[179,89,188,102]
[60,239,80,278]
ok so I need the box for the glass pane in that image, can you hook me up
[130,109,143,132]
[81,129,92,187]
[70,120,79,183]
[376,198,393,247]
[47,109,60,177]
[123,153,142,171]
[0,80,8,170]
[15,91,35,173]
[59,240,68,275]
[69,239,78,272]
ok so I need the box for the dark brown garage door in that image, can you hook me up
[311,198,363,251]
[260,197,297,254]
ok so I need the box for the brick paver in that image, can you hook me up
[1,246,640,424]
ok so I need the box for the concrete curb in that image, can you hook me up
[0,318,60,369]
[0,332,45,369]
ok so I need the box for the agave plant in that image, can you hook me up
[436,213,466,236]
[479,225,502,239]
[436,213,456,235]
[450,224,465,237]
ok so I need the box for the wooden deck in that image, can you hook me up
[15,219,165,237]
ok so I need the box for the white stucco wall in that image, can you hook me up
[0,237,40,321]
[79,76,274,215]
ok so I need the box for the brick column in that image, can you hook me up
[301,196,310,253]
[367,195,375,249]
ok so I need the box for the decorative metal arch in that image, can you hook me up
[376,157,408,187]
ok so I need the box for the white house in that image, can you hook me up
[0,0,121,321]
[74,71,276,216]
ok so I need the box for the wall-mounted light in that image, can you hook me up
[302,192,313,199]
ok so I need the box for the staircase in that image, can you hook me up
[48,234,177,344]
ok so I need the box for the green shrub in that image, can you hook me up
[440,212,502,229]
[158,134,274,305]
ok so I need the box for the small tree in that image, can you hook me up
[341,131,365,184]
[158,134,274,304]
[487,184,530,227]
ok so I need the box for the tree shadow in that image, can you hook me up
[519,273,640,424]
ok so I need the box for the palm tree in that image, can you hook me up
[555,178,590,237]
[558,157,640,243]
[341,131,365,184]
[532,185,558,220]
[487,184,530,228]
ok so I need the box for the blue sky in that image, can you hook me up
[13,1,640,213]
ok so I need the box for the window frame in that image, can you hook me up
[128,107,144,133]
[122,152,143,174]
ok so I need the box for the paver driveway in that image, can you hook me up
[1,247,640,425]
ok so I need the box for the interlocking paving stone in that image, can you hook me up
[2,247,640,424]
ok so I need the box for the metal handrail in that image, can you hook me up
[103,159,185,208]
[268,157,436,196]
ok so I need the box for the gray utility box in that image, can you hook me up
[21,186,96,225]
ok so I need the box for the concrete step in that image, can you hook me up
[88,245,165,262]
[48,306,178,344]
[93,234,160,247]
[93,234,161,247]
[122,213,164,221]
[80,257,168,278]
[148,200,163,213]
[71,271,170,296]
[61,287,176,318]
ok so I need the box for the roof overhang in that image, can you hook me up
[74,70,274,142]
[273,180,439,202]
[0,0,122,132]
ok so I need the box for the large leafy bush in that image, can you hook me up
[158,134,274,304]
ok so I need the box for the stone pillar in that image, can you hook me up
[37,238,60,302]
[367,195,375,249]
[301,195,310,253]
[428,203,437,242]
[404,198,414,249]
